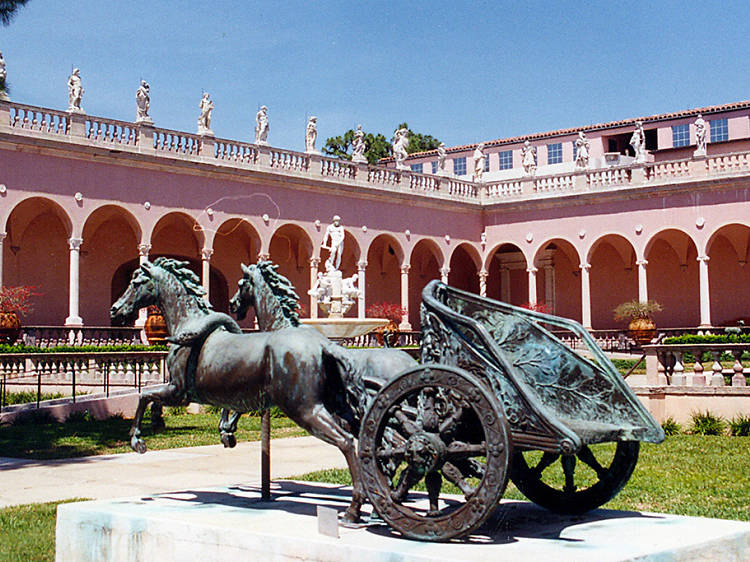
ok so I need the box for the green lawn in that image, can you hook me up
[0,409,307,459]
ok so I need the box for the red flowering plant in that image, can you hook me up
[0,286,40,317]
[521,302,551,314]
[366,302,407,324]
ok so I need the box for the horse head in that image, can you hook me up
[229,263,255,321]
[111,261,158,325]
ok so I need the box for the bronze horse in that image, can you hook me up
[110,257,371,522]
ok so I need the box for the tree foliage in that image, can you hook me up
[0,0,30,26]
[323,122,440,164]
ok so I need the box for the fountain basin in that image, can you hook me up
[301,318,388,339]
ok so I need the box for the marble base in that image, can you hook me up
[301,317,388,339]
[56,481,750,562]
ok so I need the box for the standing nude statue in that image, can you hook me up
[305,116,318,153]
[255,105,269,145]
[67,68,84,113]
[436,142,447,175]
[352,124,367,163]
[694,114,707,157]
[322,215,345,271]
[630,120,648,163]
[136,80,152,123]
[197,92,214,135]
[473,142,486,182]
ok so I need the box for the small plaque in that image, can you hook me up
[317,505,340,538]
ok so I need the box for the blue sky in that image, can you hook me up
[3,1,750,152]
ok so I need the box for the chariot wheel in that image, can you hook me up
[358,364,511,542]
[510,441,639,514]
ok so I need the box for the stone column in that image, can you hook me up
[580,262,592,329]
[258,252,270,262]
[357,260,367,319]
[400,264,412,331]
[201,248,213,302]
[478,269,488,297]
[527,267,538,305]
[697,255,711,327]
[65,237,84,327]
[309,257,320,319]
[440,266,450,284]
[500,267,511,302]
[543,265,555,313]
[0,232,5,288]
[636,259,648,302]
[136,243,151,327]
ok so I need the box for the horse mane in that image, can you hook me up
[255,260,300,327]
[153,257,211,313]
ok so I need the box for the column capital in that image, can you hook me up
[138,243,152,257]
[0,232,6,242]
[258,252,271,261]
[69,237,83,250]
[579,262,591,271]
[309,257,321,267]
[697,255,710,263]
[635,259,648,267]
[201,248,214,261]
[526,266,538,274]
[401,264,411,274]
[478,269,489,280]
[357,260,368,270]
[440,266,450,276]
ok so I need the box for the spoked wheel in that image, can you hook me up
[510,441,640,514]
[358,365,511,542]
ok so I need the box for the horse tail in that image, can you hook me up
[320,339,366,422]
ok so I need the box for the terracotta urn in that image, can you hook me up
[629,317,656,345]
[144,306,168,346]
[0,311,21,345]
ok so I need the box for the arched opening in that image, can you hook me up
[408,239,442,328]
[645,229,699,328]
[588,235,637,329]
[269,224,313,315]
[150,212,203,262]
[81,206,141,325]
[707,223,750,326]
[484,243,527,305]
[3,198,72,324]
[365,234,403,319]
[448,244,480,294]
[534,238,581,320]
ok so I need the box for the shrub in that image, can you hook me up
[663,334,750,345]
[729,414,750,437]
[0,285,40,316]
[661,417,682,436]
[521,302,551,314]
[613,299,662,322]
[65,410,94,424]
[0,343,168,354]
[11,409,56,426]
[366,302,406,323]
[2,390,64,405]
[165,405,187,416]
[690,411,726,435]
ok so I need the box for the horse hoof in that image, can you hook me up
[131,437,147,454]
[221,433,237,448]
[341,511,360,525]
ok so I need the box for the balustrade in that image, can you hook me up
[647,160,691,181]
[8,104,68,135]
[368,167,401,186]
[534,173,574,193]
[19,326,145,347]
[644,343,749,387]
[269,148,310,171]
[707,152,750,174]
[214,138,258,164]
[447,178,478,199]
[86,117,137,147]
[586,167,632,189]
[153,129,202,155]
[320,157,355,179]
[486,180,523,199]
[409,172,439,192]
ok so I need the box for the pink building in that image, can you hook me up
[1,98,749,333]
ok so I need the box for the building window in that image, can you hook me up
[710,118,729,143]
[547,143,562,164]
[431,161,438,174]
[453,157,466,176]
[498,150,513,170]
[484,153,490,172]
[410,163,423,173]
[672,124,690,147]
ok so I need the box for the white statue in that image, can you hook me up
[436,142,447,175]
[473,142,486,182]
[255,105,269,145]
[136,81,152,124]
[197,92,214,135]
[521,141,537,175]
[575,131,590,169]
[308,271,332,304]
[0,51,8,101]
[67,68,84,113]
[351,124,367,163]
[393,127,409,170]
[694,114,707,157]
[630,120,648,164]
[341,273,361,306]
[305,116,318,153]
[322,215,345,271]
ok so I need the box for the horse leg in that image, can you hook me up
[219,409,241,448]
[129,383,186,454]
[151,403,166,433]
[299,407,365,524]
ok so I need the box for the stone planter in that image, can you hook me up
[144,306,168,346]
[629,317,656,345]
[0,311,21,344]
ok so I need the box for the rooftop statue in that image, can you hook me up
[255,105,269,145]
[351,124,367,163]
[436,142,447,175]
[136,80,152,124]
[0,51,8,101]
[305,116,318,154]
[630,120,648,163]
[575,131,590,169]
[197,92,214,135]
[694,113,707,157]
[473,142,486,182]
[522,140,537,175]
[67,68,84,113]
[393,127,409,170]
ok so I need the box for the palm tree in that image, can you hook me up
[0,0,30,26]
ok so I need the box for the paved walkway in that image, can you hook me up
[0,436,348,508]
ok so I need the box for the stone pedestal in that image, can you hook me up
[56,481,750,562]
